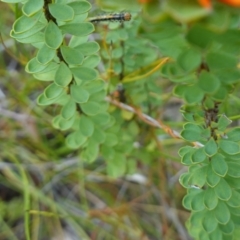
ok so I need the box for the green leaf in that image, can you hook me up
[45,21,63,49]
[216,69,240,85]
[219,220,234,235]
[206,165,221,187]
[49,3,74,22]
[204,187,218,210]
[202,211,218,233]
[219,140,240,155]
[58,115,75,130]
[67,1,91,15]
[183,84,204,104]
[205,138,218,157]
[188,166,207,188]
[13,11,42,33]
[227,128,240,142]
[60,46,84,65]
[224,175,240,189]
[189,210,206,235]
[178,146,193,157]
[53,110,68,128]
[70,85,89,103]
[181,123,203,141]
[81,101,101,116]
[198,71,220,94]
[79,115,94,137]
[74,42,100,55]
[212,86,228,101]
[103,133,118,147]
[89,90,106,102]
[191,147,206,163]
[71,67,98,82]
[2,0,25,2]
[16,32,44,44]
[37,92,59,106]
[22,0,43,17]
[61,99,76,120]
[107,153,126,177]
[214,201,230,224]
[191,191,205,211]
[177,48,201,72]
[206,51,237,70]
[10,22,45,39]
[66,131,87,149]
[229,205,240,217]
[209,228,222,240]
[91,112,110,126]
[217,115,232,132]
[181,151,193,165]
[25,57,47,73]
[214,178,232,201]
[82,54,101,67]
[182,192,196,210]
[81,140,99,163]
[227,162,240,178]
[211,153,228,177]
[227,190,240,208]
[54,62,72,87]
[60,23,94,36]
[161,62,186,80]
[44,83,64,99]
[186,24,217,48]
[83,80,105,94]
[34,65,58,81]
[36,44,56,65]
[92,127,106,144]
[173,84,186,98]
[184,122,203,132]
[179,172,191,188]
[101,145,115,159]
[69,36,88,48]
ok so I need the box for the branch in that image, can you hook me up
[106,97,203,147]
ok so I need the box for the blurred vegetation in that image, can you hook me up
[1,0,240,240]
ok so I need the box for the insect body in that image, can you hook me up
[89,12,132,23]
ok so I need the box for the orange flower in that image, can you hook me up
[219,0,240,6]
[198,0,212,8]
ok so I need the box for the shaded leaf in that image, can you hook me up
[45,21,63,49]
[204,187,218,210]
[60,46,84,65]
[54,62,72,87]
[214,178,232,201]
[61,99,76,120]
[213,201,230,224]
[22,0,43,16]
[60,23,94,36]
[79,115,94,137]
[219,140,240,155]
[70,85,89,103]
[49,3,74,22]
[211,153,228,177]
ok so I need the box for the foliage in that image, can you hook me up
[1,0,240,239]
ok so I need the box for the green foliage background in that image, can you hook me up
[1,0,240,239]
